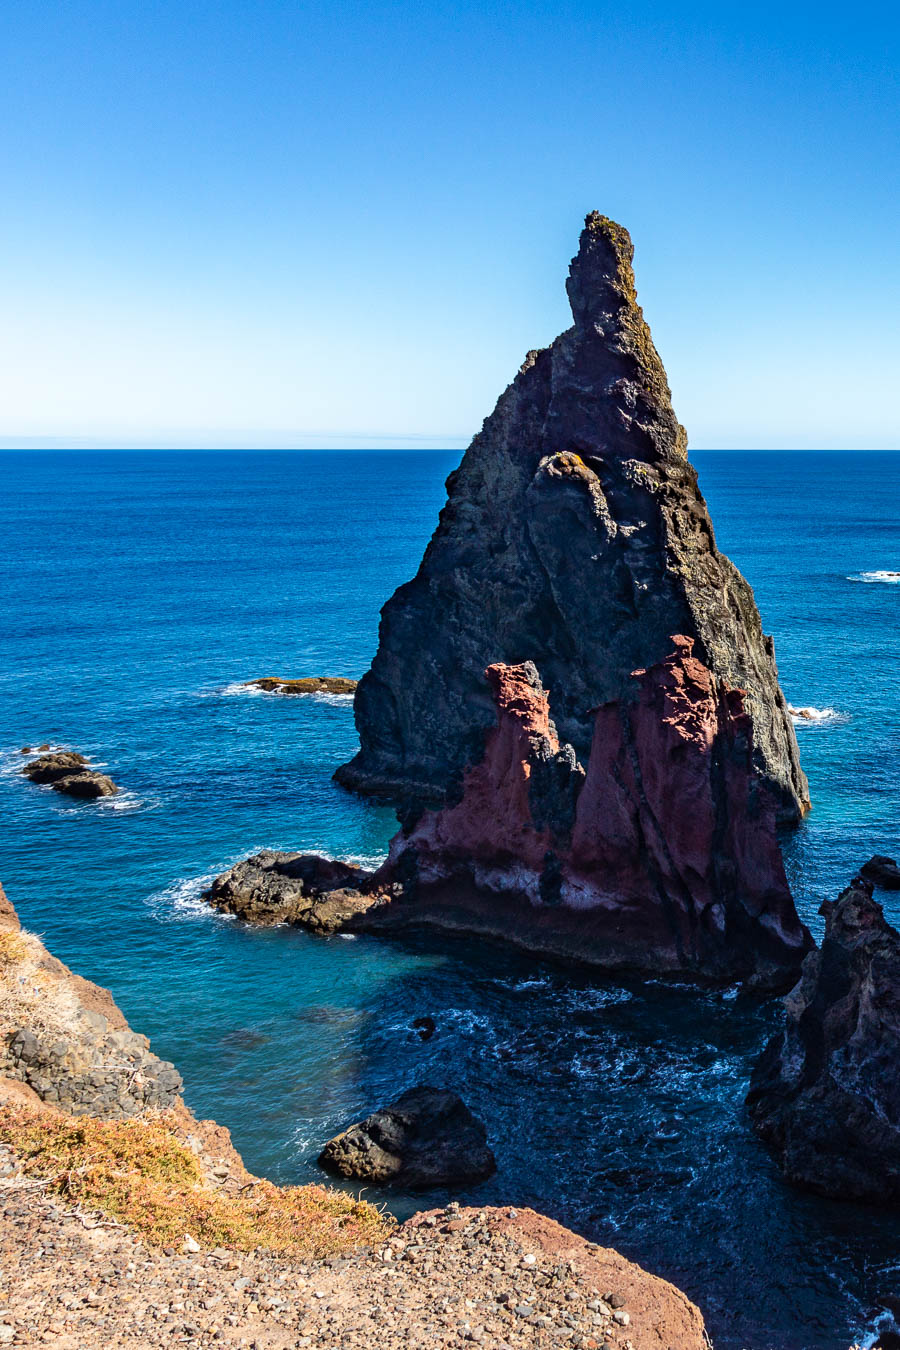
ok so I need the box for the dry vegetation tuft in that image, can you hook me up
[0,929,80,1042]
[0,1106,393,1256]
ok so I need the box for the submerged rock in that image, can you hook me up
[21,751,119,799]
[246,676,357,695]
[204,850,383,932]
[746,876,900,1201]
[337,212,808,825]
[860,855,900,890]
[318,1086,496,1188]
[380,643,811,990]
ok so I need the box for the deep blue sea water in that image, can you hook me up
[1,448,898,1350]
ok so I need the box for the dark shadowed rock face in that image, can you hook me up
[861,855,900,890]
[747,877,900,1202]
[384,646,810,990]
[337,212,808,824]
[318,1086,496,1189]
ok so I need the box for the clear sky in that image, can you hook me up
[1,1,898,449]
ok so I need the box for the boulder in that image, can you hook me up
[746,876,900,1201]
[246,676,357,695]
[21,751,120,799]
[318,1086,496,1188]
[204,851,383,932]
[21,752,88,784]
[52,772,118,799]
[381,643,811,990]
[337,212,808,826]
[860,855,900,890]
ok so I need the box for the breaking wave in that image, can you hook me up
[788,704,848,727]
[209,682,354,705]
[848,569,900,584]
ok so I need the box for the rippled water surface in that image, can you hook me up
[1,449,898,1350]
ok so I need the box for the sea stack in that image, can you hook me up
[747,875,900,1201]
[337,213,808,824]
[385,645,811,990]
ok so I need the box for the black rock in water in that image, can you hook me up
[318,1085,496,1188]
[21,750,119,799]
[746,875,900,1202]
[336,213,808,824]
[860,855,900,890]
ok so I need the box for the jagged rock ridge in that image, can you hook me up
[747,875,900,1201]
[337,212,808,824]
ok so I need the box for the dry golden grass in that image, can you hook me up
[0,932,29,968]
[0,929,80,1043]
[0,1106,392,1256]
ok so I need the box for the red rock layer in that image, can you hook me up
[387,640,811,989]
[567,636,810,983]
[392,662,560,889]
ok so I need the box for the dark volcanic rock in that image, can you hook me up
[337,212,808,824]
[246,676,357,695]
[204,850,383,932]
[52,772,118,799]
[21,751,119,799]
[21,751,89,784]
[381,645,811,989]
[318,1085,496,1188]
[861,855,900,890]
[746,876,900,1201]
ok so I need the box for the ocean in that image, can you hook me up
[1,448,898,1349]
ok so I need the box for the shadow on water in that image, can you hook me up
[192,921,898,1350]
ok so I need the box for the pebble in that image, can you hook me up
[0,1185,644,1350]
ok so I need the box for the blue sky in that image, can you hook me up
[1,0,898,448]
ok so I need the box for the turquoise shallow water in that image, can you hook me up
[0,448,898,1350]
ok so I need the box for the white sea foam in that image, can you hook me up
[97,789,159,814]
[564,986,633,1012]
[146,869,222,921]
[788,704,848,727]
[210,682,353,705]
[214,681,268,697]
[848,569,900,584]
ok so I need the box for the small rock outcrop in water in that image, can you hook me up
[318,1086,496,1188]
[746,875,900,1201]
[337,212,808,825]
[860,855,900,890]
[20,750,119,799]
[245,676,357,695]
[204,851,381,932]
[383,643,811,990]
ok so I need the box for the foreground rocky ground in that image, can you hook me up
[0,1171,706,1350]
[0,882,709,1349]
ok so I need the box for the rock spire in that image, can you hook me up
[337,213,808,824]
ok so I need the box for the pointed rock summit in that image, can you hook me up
[337,213,808,823]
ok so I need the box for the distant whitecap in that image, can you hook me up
[848,569,900,584]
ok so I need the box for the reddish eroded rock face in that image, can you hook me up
[386,642,810,990]
[567,636,811,987]
[392,662,583,892]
